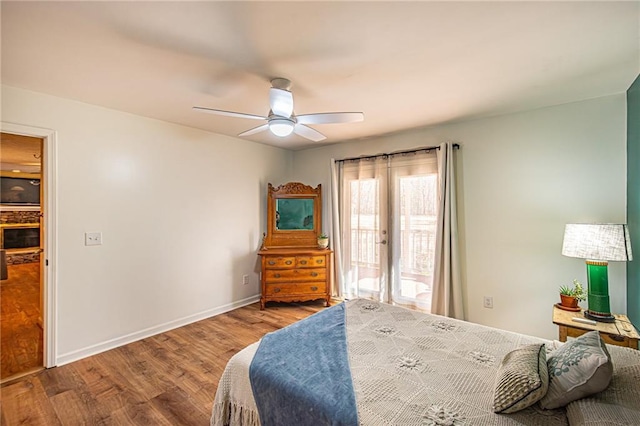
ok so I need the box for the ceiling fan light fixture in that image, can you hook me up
[193,78,361,142]
[269,119,295,137]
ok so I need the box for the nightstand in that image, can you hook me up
[552,305,639,349]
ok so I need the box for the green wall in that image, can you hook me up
[628,74,640,327]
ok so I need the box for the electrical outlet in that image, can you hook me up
[85,232,102,246]
[483,296,493,309]
[242,274,249,285]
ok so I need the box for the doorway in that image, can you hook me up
[338,150,439,310]
[0,132,44,382]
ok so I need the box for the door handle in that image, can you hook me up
[377,239,387,245]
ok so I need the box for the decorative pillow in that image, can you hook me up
[539,331,613,410]
[493,343,548,413]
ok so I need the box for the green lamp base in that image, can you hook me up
[585,260,614,323]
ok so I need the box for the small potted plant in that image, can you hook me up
[559,279,586,309]
[317,232,329,249]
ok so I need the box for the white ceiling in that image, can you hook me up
[1,1,638,150]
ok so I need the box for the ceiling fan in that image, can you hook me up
[193,78,364,142]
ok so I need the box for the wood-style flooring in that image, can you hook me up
[1,262,43,381]
[0,299,324,425]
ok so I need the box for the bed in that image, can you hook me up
[211,299,640,426]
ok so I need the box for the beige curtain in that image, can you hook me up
[329,159,344,297]
[431,142,464,319]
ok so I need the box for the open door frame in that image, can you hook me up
[1,122,57,368]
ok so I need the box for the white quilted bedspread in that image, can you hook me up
[212,299,573,425]
[345,299,566,425]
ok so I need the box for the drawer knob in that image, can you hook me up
[316,259,323,264]
[311,286,318,291]
[274,273,281,278]
[300,260,307,265]
[268,260,276,265]
[273,287,281,293]
[285,260,292,265]
[311,272,318,277]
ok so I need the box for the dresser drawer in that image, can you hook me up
[265,282,327,296]
[296,256,327,268]
[264,268,326,282]
[264,257,296,268]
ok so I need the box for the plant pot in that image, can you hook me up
[317,237,329,249]
[560,294,579,309]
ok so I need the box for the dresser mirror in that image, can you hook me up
[264,182,321,248]
[275,198,315,230]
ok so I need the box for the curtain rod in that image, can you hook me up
[335,143,460,163]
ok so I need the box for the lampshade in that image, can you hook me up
[562,224,633,261]
[269,119,295,137]
[561,223,633,323]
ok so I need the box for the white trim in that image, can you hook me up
[56,295,261,366]
[1,121,58,368]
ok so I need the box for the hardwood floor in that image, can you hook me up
[0,262,43,381]
[0,300,325,425]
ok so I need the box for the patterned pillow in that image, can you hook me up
[540,331,613,410]
[493,343,549,413]
[565,351,640,425]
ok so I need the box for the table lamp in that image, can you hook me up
[562,223,633,322]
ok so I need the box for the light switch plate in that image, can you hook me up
[85,232,102,246]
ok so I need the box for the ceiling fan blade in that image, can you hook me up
[192,106,266,121]
[293,124,326,142]
[238,123,269,137]
[296,112,364,125]
[269,88,293,118]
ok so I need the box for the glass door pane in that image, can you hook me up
[342,164,389,302]
[350,178,381,296]
[392,174,437,311]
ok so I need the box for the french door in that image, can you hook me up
[339,151,438,310]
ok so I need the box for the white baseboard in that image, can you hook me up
[55,295,261,367]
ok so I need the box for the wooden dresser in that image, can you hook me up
[258,247,332,310]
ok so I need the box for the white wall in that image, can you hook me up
[2,85,292,364]
[292,94,627,340]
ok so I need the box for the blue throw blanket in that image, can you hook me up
[248,303,358,426]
